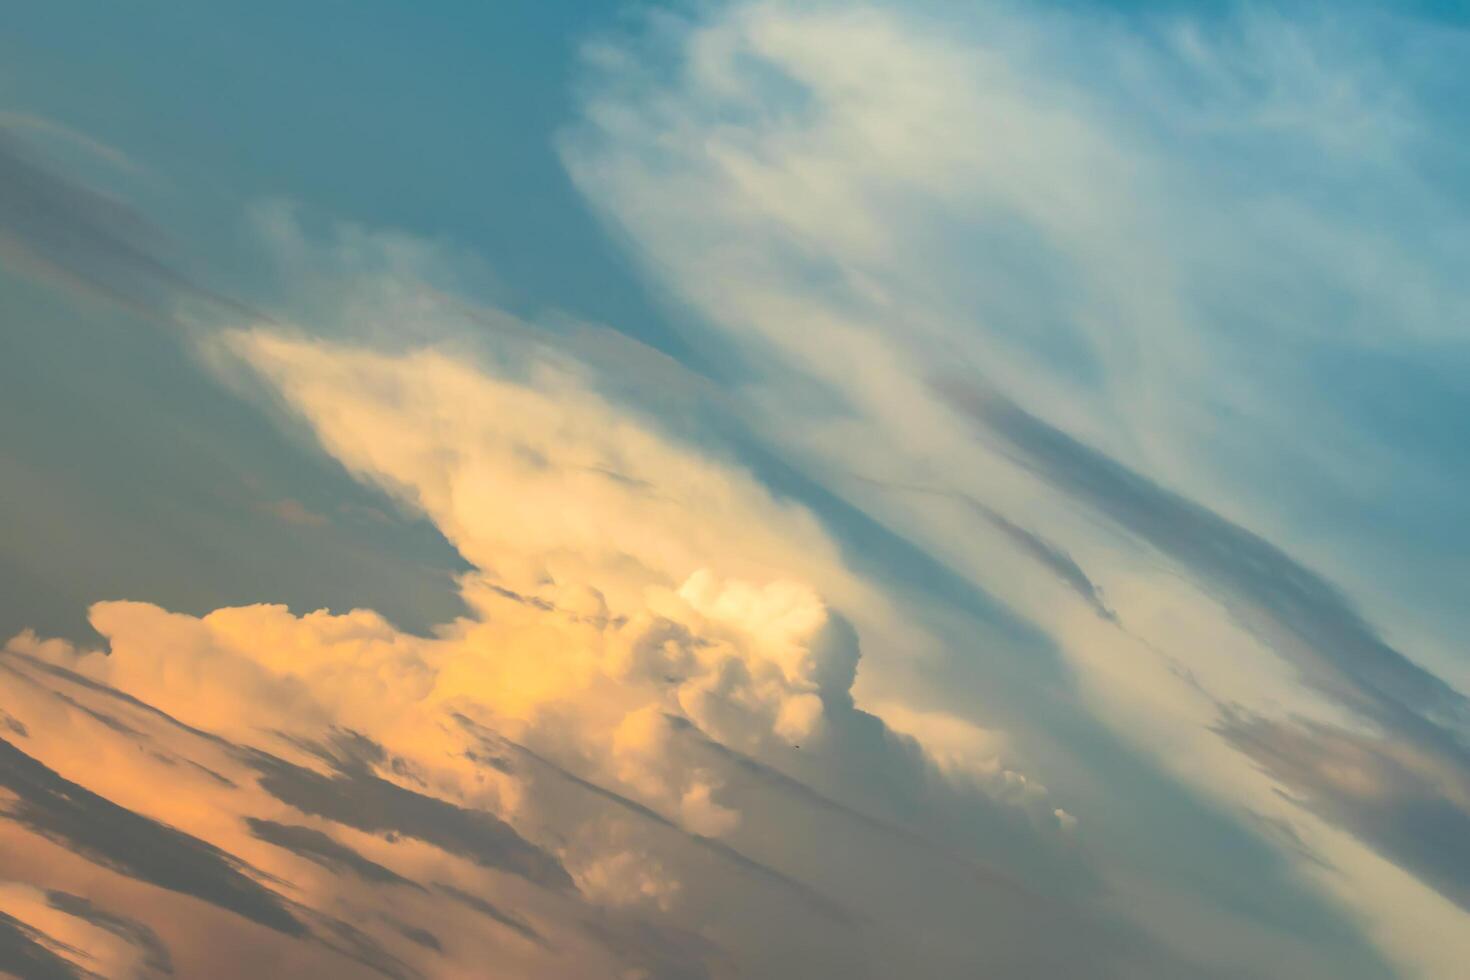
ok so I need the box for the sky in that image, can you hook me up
[1,1,1468,977]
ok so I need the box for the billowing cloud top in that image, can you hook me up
[2,1,1469,978]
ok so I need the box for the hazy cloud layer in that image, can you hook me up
[2,0,1468,977]
[0,124,253,324]
[562,1,1470,975]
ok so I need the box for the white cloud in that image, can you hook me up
[5,3,1466,974]
[560,2,1470,975]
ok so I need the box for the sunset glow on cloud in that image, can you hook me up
[3,2,1469,978]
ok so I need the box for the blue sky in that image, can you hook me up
[1,2,1468,978]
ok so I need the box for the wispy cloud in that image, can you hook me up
[2,1,1467,976]
[0,123,254,324]
[562,2,1470,974]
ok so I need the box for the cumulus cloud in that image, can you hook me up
[4,1,1468,976]
[2,313,1133,976]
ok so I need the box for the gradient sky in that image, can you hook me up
[2,2,1469,978]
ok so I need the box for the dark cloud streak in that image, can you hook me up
[246,818,424,891]
[0,910,89,980]
[0,736,304,936]
[453,715,859,926]
[45,890,175,977]
[843,473,1117,622]
[243,747,575,893]
[1221,712,1470,911]
[936,380,1469,734]
[937,379,1470,913]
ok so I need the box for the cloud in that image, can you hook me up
[845,474,1118,622]
[242,743,575,893]
[937,380,1468,735]
[42,892,173,978]
[4,2,1467,973]
[0,909,89,980]
[245,819,423,890]
[0,641,677,978]
[0,735,303,937]
[938,380,1470,934]
[0,123,251,324]
[1,315,1157,976]
[560,2,1470,974]
[261,499,331,529]
[1219,711,1470,913]
[431,882,545,946]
